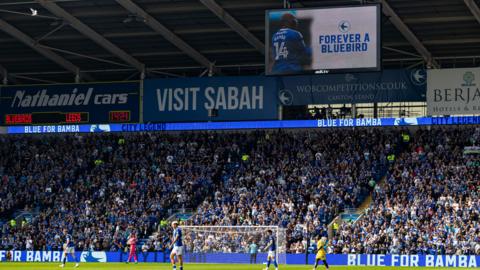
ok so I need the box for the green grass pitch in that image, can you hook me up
[0,263,472,270]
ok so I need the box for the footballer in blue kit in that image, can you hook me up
[60,228,79,268]
[170,221,184,270]
[264,229,278,270]
[270,13,311,74]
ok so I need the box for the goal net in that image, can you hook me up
[180,225,287,265]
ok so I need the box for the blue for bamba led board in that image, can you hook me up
[5,116,480,134]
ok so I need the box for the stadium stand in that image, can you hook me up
[1,127,479,256]
[2,0,480,269]
[188,129,394,253]
[0,133,216,251]
[2,128,392,252]
[332,127,480,255]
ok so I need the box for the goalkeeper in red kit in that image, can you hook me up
[126,232,138,264]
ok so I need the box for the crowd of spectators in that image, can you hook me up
[331,127,480,255]
[0,133,217,251]
[182,227,264,254]
[1,129,393,252]
[188,129,394,253]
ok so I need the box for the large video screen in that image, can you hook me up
[265,5,381,75]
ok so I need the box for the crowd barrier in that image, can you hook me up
[1,251,479,267]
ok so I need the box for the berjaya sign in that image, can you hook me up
[427,67,480,115]
[143,76,278,122]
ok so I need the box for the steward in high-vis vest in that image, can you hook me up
[402,133,410,143]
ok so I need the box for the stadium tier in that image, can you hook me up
[1,127,479,258]
[0,133,216,251]
[333,127,480,255]
[187,129,393,253]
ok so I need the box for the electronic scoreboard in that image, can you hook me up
[0,82,139,125]
[4,111,132,125]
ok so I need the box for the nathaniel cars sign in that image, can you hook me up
[427,67,480,116]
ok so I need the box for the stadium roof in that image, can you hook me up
[0,0,479,84]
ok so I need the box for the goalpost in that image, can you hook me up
[180,225,287,265]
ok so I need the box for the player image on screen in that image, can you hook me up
[269,13,312,74]
[170,221,184,270]
[59,228,79,268]
[263,229,278,270]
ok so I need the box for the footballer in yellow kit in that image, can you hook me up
[314,236,329,270]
